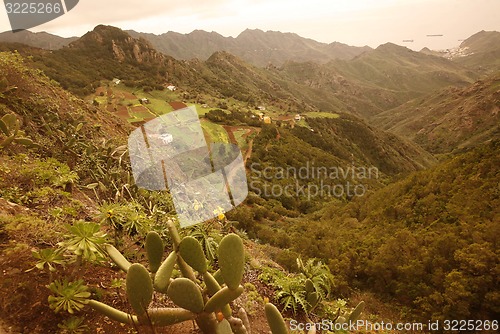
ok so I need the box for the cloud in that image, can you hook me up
[22,0,233,35]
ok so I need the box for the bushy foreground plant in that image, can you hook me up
[0,113,39,150]
[88,219,305,333]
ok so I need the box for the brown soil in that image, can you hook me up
[121,92,136,100]
[95,87,106,96]
[130,106,149,114]
[169,102,188,110]
[116,106,130,119]
[222,125,238,145]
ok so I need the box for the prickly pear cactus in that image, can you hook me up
[126,263,153,316]
[145,231,164,273]
[218,234,245,290]
[88,220,255,333]
[89,220,328,334]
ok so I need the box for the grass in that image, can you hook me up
[201,119,229,143]
[234,129,249,150]
[304,112,340,119]
[188,103,213,116]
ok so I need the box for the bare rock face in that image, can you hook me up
[112,39,126,62]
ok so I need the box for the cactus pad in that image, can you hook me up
[146,231,164,273]
[105,244,131,272]
[218,234,245,290]
[167,278,204,313]
[179,236,208,273]
[265,303,288,334]
[126,263,153,316]
[204,285,244,313]
[154,251,177,293]
[88,300,138,325]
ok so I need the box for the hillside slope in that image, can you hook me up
[0,30,76,49]
[275,43,478,118]
[247,140,499,321]
[454,30,500,74]
[373,74,500,154]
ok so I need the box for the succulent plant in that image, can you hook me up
[88,221,355,333]
[265,303,289,334]
[88,222,251,333]
[0,113,39,149]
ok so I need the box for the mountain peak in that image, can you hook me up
[238,28,265,36]
[376,42,411,52]
[69,25,163,64]
[459,30,500,50]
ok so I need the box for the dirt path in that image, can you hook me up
[222,125,238,145]
[244,137,254,164]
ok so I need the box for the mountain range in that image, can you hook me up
[3,26,495,122]
[126,28,372,67]
[0,29,77,49]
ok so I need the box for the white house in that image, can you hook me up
[159,133,173,144]
[112,78,121,85]
[167,85,177,91]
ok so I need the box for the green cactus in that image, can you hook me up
[88,300,138,325]
[126,263,153,316]
[218,234,245,290]
[213,269,224,285]
[306,291,320,310]
[0,113,38,149]
[217,319,233,334]
[89,220,298,333]
[167,277,204,313]
[202,271,233,318]
[203,271,222,295]
[145,231,164,273]
[265,302,289,334]
[348,301,365,323]
[305,279,314,294]
[204,286,244,313]
[154,251,177,293]
[179,236,208,273]
[105,244,131,272]
[142,308,196,326]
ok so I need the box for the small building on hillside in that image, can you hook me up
[159,133,173,144]
[112,78,121,85]
[167,85,177,91]
[294,114,302,121]
[139,98,150,104]
[263,116,272,124]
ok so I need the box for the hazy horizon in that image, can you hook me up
[1,0,499,51]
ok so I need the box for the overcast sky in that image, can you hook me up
[1,0,499,50]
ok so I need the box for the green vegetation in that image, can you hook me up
[86,224,305,333]
[374,74,500,154]
[246,140,499,321]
